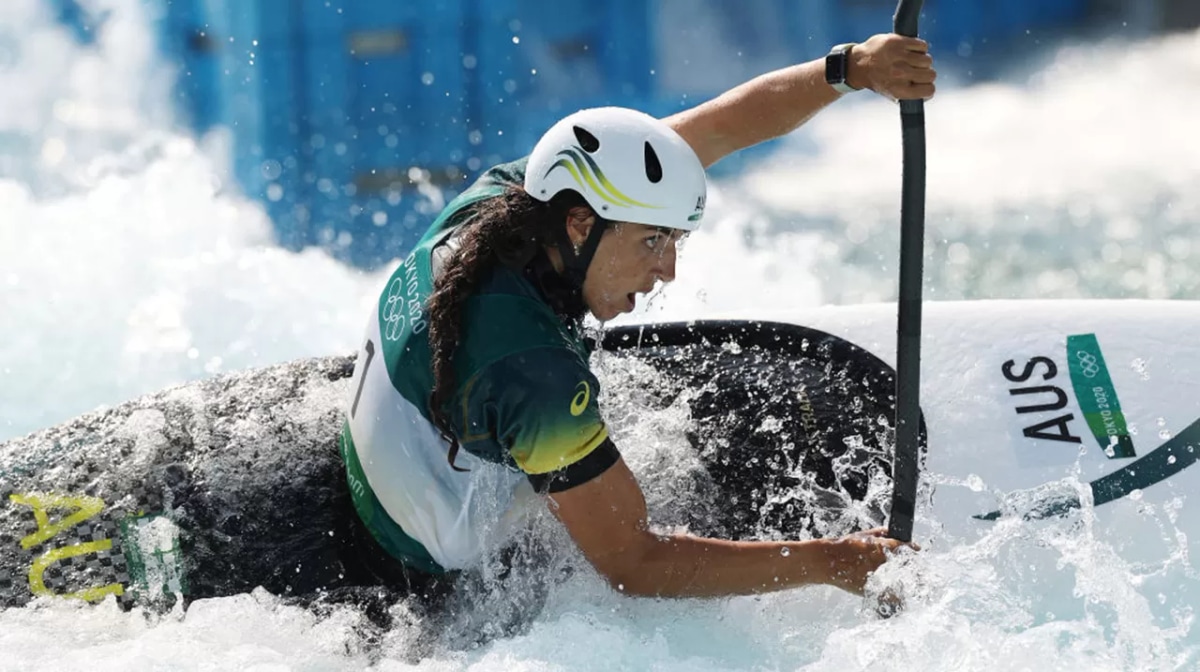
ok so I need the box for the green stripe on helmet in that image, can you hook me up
[546,157,585,192]
[544,147,662,210]
[574,148,661,209]
[555,149,627,207]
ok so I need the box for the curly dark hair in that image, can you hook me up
[426,186,590,470]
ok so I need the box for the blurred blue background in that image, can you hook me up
[46,0,1200,268]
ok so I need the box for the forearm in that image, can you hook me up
[666,59,840,168]
[666,34,936,169]
[617,531,835,598]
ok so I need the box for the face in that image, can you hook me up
[568,215,684,321]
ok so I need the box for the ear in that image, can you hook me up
[564,207,595,247]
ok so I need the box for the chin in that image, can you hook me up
[585,293,628,322]
[589,304,622,322]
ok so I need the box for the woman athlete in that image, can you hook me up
[340,33,937,603]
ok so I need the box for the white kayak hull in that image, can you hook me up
[713,299,1200,553]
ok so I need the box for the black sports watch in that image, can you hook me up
[825,43,860,94]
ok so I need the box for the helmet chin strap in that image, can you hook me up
[553,215,610,291]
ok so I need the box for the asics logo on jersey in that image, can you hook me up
[570,381,591,416]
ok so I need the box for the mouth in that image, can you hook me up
[625,286,655,312]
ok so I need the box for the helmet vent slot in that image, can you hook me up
[644,142,663,183]
[573,126,601,153]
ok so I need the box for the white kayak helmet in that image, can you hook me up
[523,107,707,232]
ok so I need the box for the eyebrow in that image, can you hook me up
[652,226,688,240]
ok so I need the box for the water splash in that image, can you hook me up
[1,0,1198,668]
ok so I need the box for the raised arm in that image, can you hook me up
[549,455,905,598]
[666,34,936,168]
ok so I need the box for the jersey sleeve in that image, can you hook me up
[464,347,619,492]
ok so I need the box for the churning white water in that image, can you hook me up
[1,0,1198,669]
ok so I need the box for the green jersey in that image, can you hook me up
[341,159,618,574]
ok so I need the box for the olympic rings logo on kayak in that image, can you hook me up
[1076,350,1101,378]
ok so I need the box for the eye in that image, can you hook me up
[643,232,667,251]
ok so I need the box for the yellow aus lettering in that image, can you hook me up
[29,539,124,602]
[9,493,106,550]
[9,492,123,602]
[570,381,591,416]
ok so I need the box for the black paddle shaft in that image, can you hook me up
[887,0,927,544]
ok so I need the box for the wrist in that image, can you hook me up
[786,539,837,587]
[814,538,839,586]
[846,46,870,92]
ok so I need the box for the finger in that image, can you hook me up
[893,36,928,53]
[904,52,934,69]
[897,63,937,85]
[894,82,936,101]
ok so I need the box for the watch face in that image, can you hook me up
[825,52,847,85]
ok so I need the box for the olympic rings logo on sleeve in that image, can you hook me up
[381,277,408,341]
[380,260,427,341]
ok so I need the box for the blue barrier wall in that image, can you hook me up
[137,0,1089,268]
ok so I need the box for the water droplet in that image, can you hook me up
[780,547,790,557]
[617,583,625,591]
[1129,489,1143,501]
[1130,358,1150,381]
[965,474,985,492]
[260,159,282,180]
[1168,455,1177,465]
